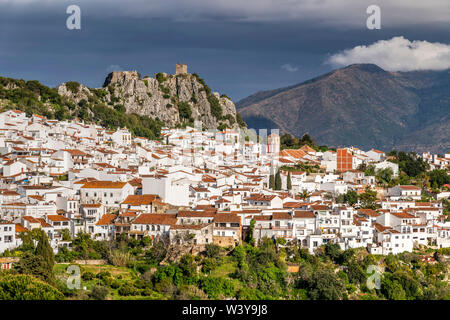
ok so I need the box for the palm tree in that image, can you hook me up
[299,189,311,201]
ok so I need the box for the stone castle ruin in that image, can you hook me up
[175,63,187,75]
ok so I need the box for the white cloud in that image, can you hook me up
[326,37,450,71]
[281,64,299,72]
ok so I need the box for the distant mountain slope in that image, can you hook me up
[237,64,450,153]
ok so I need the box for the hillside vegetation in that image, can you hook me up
[1,230,449,300]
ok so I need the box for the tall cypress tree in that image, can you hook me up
[269,174,275,189]
[35,230,55,284]
[275,169,282,190]
[287,172,292,190]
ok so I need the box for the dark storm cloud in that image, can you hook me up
[0,0,449,100]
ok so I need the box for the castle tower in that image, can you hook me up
[175,63,187,75]
[267,133,280,155]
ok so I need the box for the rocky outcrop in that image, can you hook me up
[58,82,93,105]
[58,70,240,130]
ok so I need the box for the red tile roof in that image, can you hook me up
[293,210,315,219]
[96,214,117,226]
[47,215,70,222]
[81,181,127,189]
[214,213,240,224]
[133,213,177,225]
[122,194,159,206]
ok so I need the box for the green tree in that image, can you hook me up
[343,190,358,205]
[287,172,292,190]
[359,187,377,209]
[61,229,71,241]
[89,285,109,300]
[299,189,311,201]
[247,219,256,246]
[269,174,275,189]
[395,152,429,177]
[299,134,315,148]
[205,244,221,258]
[236,112,246,127]
[307,268,346,300]
[275,170,282,190]
[381,275,407,300]
[428,169,450,189]
[0,274,63,300]
[35,231,55,273]
[17,230,55,284]
[177,101,192,121]
[179,254,197,279]
[324,243,342,263]
[346,262,367,285]
[16,252,54,284]
[376,168,393,185]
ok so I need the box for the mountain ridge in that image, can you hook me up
[237,64,450,153]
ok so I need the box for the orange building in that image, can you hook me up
[337,148,353,172]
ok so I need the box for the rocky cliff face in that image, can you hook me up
[58,70,239,130]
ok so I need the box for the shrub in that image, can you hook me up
[109,250,136,267]
[236,112,246,127]
[201,258,217,274]
[200,277,236,299]
[208,95,222,120]
[0,274,64,300]
[89,285,109,300]
[155,73,167,84]
[82,271,95,281]
[205,244,221,258]
[223,114,235,125]
[96,271,111,280]
[118,284,139,296]
[178,101,192,121]
[114,104,126,113]
[110,279,122,289]
[65,81,80,93]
